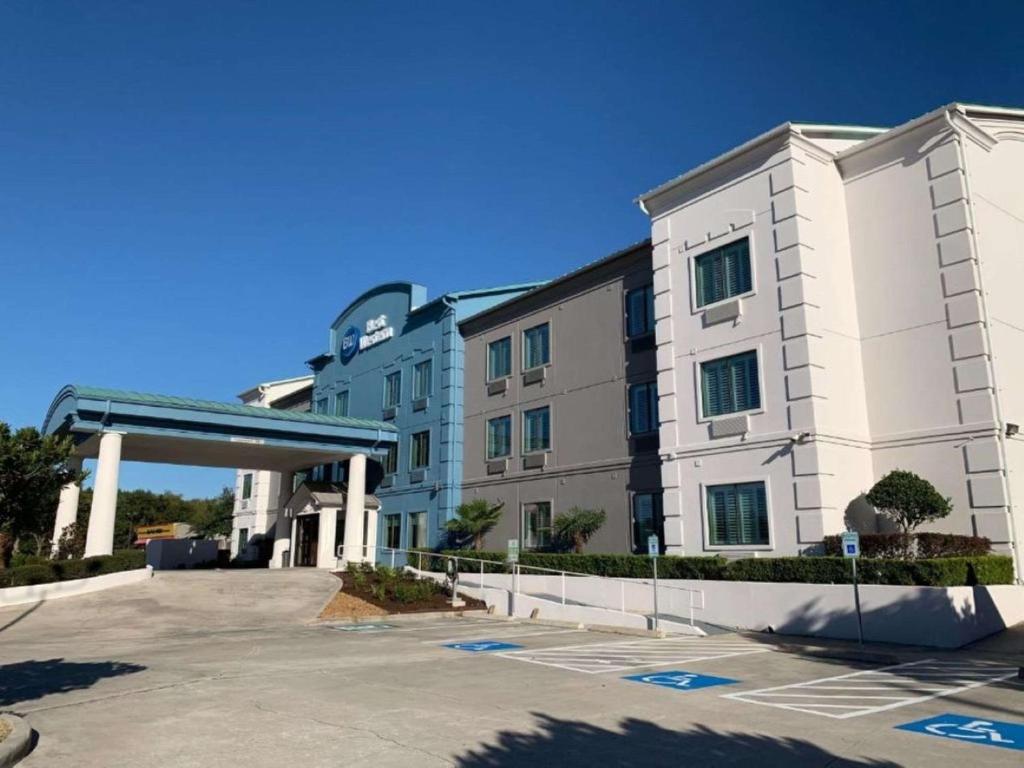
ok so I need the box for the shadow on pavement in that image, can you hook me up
[0,601,44,635]
[455,713,900,767]
[0,658,146,707]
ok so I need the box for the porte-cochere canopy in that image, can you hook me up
[43,385,397,561]
[43,384,397,471]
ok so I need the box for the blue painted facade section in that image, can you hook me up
[310,282,541,552]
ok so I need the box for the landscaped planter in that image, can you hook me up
[0,714,33,767]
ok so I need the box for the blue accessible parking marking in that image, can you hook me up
[444,640,524,653]
[622,670,738,691]
[896,714,1024,751]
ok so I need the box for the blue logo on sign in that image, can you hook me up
[340,325,361,363]
[622,670,738,691]
[444,640,523,653]
[896,714,1024,751]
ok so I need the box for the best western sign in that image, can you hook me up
[341,315,394,363]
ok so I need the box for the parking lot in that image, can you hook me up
[1,571,1021,766]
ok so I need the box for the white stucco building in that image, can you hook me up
[231,375,314,561]
[638,103,1024,576]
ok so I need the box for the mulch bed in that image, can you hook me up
[0,717,10,743]
[319,571,485,620]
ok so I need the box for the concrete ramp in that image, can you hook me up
[0,569,339,646]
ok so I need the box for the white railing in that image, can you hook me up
[366,546,705,628]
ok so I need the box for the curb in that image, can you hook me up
[311,609,493,626]
[0,714,34,768]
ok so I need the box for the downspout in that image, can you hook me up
[944,109,1022,583]
[440,296,459,527]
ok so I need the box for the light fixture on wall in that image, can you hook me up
[1006,423,1020,438]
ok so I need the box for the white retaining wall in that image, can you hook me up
[423,569,1024,648]
[0,566,154,608]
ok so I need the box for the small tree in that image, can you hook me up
[55,520,87,560]
[553,507,607,553]
[865,470,952,535]
[445,499,504,550]
[0,423,84,569]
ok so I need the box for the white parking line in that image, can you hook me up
[497,636,771,674]
[724,659,1019,719]
[423,627,583,645]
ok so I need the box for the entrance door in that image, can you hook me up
[296,514,319,567]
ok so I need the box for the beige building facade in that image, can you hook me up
[460,242,664,553]
[638,103,1023,576]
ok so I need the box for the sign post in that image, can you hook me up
[507,539,520,617]
[842,531,864,645]
[648,535,660,631]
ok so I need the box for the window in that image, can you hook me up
[701,350,760,418]
[488,336,512,380]
[628,381,659,435]
[383,371,402,409]
[632,493,663,553]
[411,430,430,469]
[523,502,552,550]
[409,511,427,549]
[487,415,512,459]
[382,443,398,475]
[626,284,655,338]
[695,238,752,307]
[706,482,769,546]
[413,359,433,400]
[334,391,349,417]
[384,514,402,549]
[522,406,550,453]
[242,474,253,500]
[315,397,328,414]
[237,528,248,556]
[523,323,550,369]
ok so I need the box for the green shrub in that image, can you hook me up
[821,533,990,559]
[409,549,1012,587]
[0,549,148,590]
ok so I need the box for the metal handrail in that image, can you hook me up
[369,546,706,626]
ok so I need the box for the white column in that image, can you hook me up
[342,453,367,566]
[364,506,379,566]
[84,432,123,558]
[270,471,294,569]
[316,506,338,570]
[51,457,83,557]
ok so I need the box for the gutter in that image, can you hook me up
[944,109,1022,583]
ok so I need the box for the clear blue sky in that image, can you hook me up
[2,1,1022,497]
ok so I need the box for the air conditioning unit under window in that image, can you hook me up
[240,499,250,510]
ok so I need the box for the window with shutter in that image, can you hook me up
[626,285,655,338]
[695,238,752,307]
[628,381,658,435]
[705,482,769,546]
[701,350,760,418]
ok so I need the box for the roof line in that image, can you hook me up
[236,374,314,401]
[458,239,652,328]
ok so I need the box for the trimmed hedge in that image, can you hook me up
[412,549,1013,587]
[821,532,990,559]
[0,549,146,589]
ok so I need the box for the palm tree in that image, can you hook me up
[446,499,504,550]
[553,507,606,554]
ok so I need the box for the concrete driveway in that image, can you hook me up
[1,571,1021,767]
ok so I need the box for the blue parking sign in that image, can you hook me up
[622,670,738,691]
[896,714,1024,751]
[444,640,523,652]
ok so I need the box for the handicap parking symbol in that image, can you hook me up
[444,640,524,652]
[896,714,1024,751]
[622,670,738,691]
